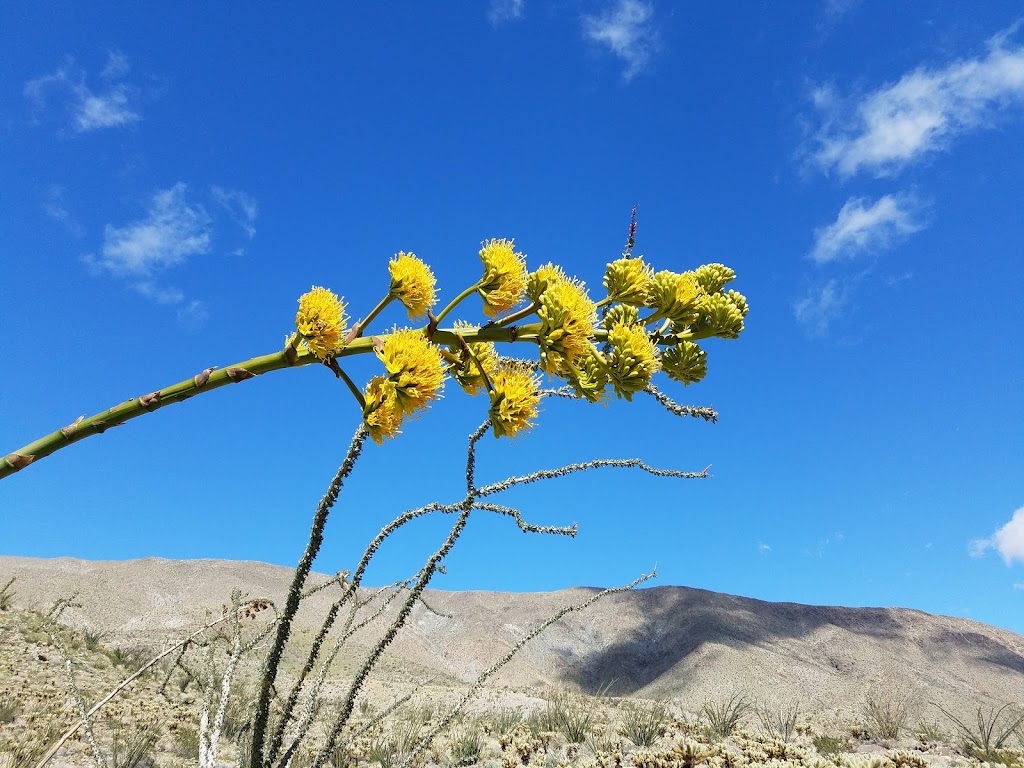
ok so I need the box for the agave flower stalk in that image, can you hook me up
[2,220,748,479]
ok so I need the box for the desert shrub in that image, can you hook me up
[862,690,909,741]
[756,698,800,742]
[485,706,524,736]
[0,695,19,724]
[937,702,1024,763]
[914,720,947,744]
[0,578,15,611]
[0,720,64,767]
[702,693,749,740]
[82,626,105,651]
[109,719,161,768]
[545,689,601,743]
[449,726,485,766]
[619,700,671,747]
[812,734,852,755]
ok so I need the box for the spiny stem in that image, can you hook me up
[249,426,367,768]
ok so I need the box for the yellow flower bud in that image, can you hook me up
[645,270,702,324]
[693,263,736,294]
[604,256,653,306]
[726,289,749,318]
[526,262,568,303]
[662,341,707,385]
[695,292,745,339]
[602,304,641,331]
[606,322,661,401]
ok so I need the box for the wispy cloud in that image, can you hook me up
[24,50,141,133]
[42,184,84,237]
[211,186,259,240]
[581,0,657,82]
[794,279,846,338]
[812,26,1024,177]
[177,300,210,330]
[970,506,1024,565]
[488,0,524,27]
[80,183,256,327]
[810,194,924,263]
[89,184,211,278]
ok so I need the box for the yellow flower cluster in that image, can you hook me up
[646,270,703,324]
[604,256,653,306]
[295,286,348,360]
[526,262,568,303]
[488,363,541,439]
[445,321,498,396]
[606,321,661,400]
[375,328,445,416]
[535,279,597,376]
[389,252,437,320]
[292,227,747,443]
[478,239,527,317]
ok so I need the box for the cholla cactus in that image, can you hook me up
[0,213,748,471]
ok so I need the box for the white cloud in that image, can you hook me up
[582,0,657,82]
[177,300,210,330]
[211,186,259,239]
[794,279,846,338]
[25,54,141,134]
[100,49,131,80]
[813,26,1024,177]
[810,194,923,263]
[488,0,524,26]
[87,183,211,279]
[757,542,771,554]
[971,507,1024,566]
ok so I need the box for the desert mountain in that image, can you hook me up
[2,555,1022,722]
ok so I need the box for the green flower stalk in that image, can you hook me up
[0,216,749,479]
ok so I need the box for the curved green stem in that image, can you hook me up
[331,364,367,410]
[0,324,611,481]
[492,301,539,328]
[355,294,395,337]
[434,281,481,324]
[0,346,317,481]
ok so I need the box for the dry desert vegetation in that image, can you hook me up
[2,556,1024,768]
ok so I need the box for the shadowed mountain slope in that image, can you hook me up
[3,555,1021,720]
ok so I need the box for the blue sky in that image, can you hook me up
[3,2,1024,633]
